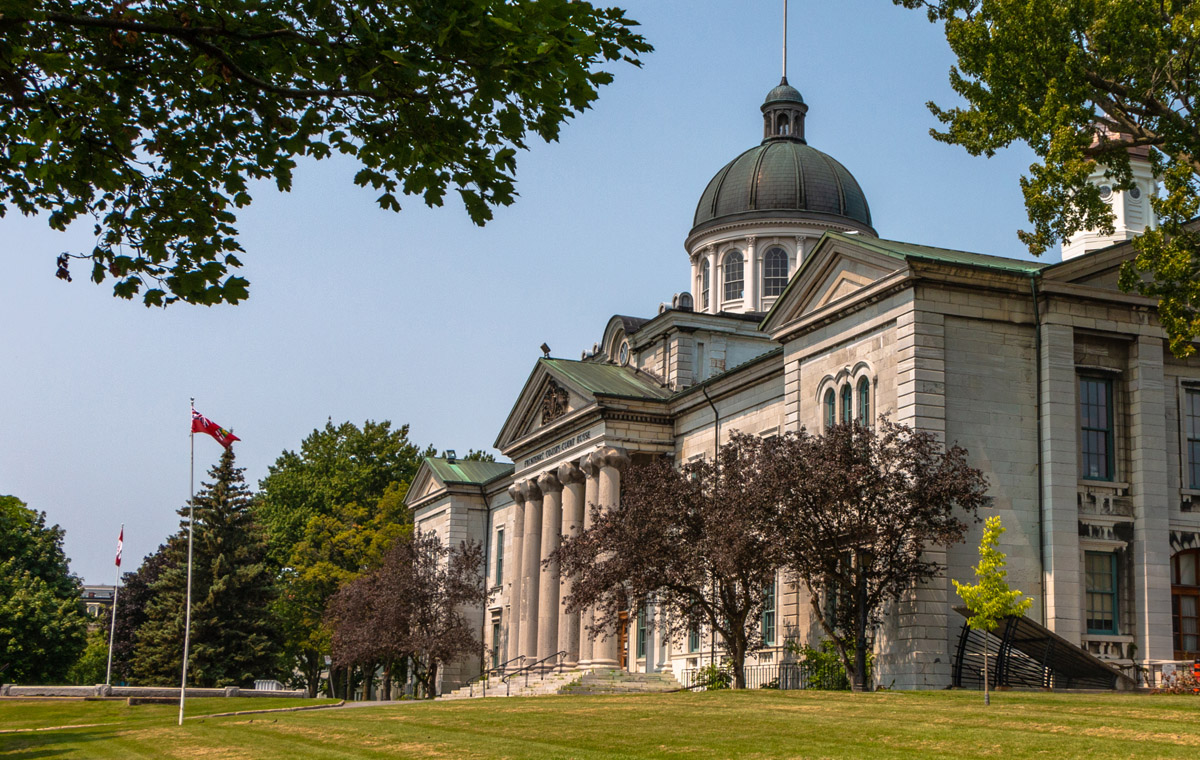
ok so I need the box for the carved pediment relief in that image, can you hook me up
[540,379,570,425]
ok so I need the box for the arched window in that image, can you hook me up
[776,114,790,136]
[701,263,710,311]
[763,247,789,297]
[858,377,871,426]
[841,384,853,424]
[1172,549,1200,658]
[723,250,744,302]
[824,389,836,430]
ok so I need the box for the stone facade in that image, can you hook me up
[405,80,1200,694]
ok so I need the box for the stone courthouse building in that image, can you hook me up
[405,75,1200,692]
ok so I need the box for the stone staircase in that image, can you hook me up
[438,669,684,700]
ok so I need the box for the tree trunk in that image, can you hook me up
[731,637,747,690]
[383,659,393,701]
[427,661,439,699]
[854,563,869,692]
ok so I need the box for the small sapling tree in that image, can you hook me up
[953,515,1033,706]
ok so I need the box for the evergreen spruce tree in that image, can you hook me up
[133,448,280,686]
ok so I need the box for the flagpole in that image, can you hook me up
[104,524,123,686]
[180,399,196,726]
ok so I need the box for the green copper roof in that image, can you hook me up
[541,358,673,400]
[424,458,513,486]
[764,80,804,105]
[836,234,1050,273]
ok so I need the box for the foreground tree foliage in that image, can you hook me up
[327,531,487,698]
[134,448,280,686]
[0,0,651,305]
[256,419,427,696]
[768,421,989,691]
[555,439,783,690]
[953,515,1033,706]
[896,0,1200,356]
[0,494,87,683]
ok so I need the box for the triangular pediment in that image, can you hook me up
[1042,241,1135,291]
[494,362,598,452]
[405,462,446,507]
[762,235,905,334]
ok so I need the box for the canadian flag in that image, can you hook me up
[115,527,123,568]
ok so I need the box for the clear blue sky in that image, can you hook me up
[1,0,1038,584]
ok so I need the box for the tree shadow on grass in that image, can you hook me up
[0,726,119,758]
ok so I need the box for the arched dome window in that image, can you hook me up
[776,114,790,136]
[824,388,836,430]
[857,377,871,426]
[701,263,710,311]
[723,250,744,302]
[763,247,789,297]
[841,384,853,424]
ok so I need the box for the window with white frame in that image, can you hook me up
[857,377,871,426]
[763,247,789,297]
[723,250,744,302]
[840,384,853,424]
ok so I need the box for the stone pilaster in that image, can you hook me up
[577,454,601,668]
[505,484,525,668]
[1129,335,1174,661]
[708,246,720,314]
[536,471,563,665]
[745,236,758,313]
[557,461,586,668]
[591,446,629,669]
[518,479,543,664]
[1040,322,1082,643]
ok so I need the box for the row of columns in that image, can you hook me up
[505,446,629,670]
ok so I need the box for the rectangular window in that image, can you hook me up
[636,607,646,659]
[688,621,700,653]
[762,580,776,646]
[494,528,504,586]
[1187,389,1200,488]
[1085,551,1118,635]
[1080,377,1115,481]
[491,619,502,669]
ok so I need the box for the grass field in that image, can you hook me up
[3,690,1200,759]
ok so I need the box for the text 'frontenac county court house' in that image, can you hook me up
[404,76,1200,692]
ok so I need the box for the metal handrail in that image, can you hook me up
[468,655,526,697]
[501,650,568,695]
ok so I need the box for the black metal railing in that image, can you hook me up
[467,655,525,697]
[679,662,839,691]
[501,650,568,695]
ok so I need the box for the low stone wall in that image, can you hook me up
[0,684,306,699]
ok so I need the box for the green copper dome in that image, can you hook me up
[691,140,874,235]
[691,81,873,237]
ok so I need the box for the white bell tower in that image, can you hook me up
[1062,144,1158,260]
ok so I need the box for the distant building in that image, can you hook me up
[407,73,1197,693]
[81,585,115,618]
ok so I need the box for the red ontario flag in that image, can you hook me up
[191,408,240,449]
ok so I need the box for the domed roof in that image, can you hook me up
[690,80,874,237]
[691,140,874,234]
[764,81,804,105]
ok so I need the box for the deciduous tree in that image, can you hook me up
[953,515,1033,705]
[0,494,87,683]
[896,0,1200,355]
[555,439,783,690]
[2,0,650,305]
[768,421,989,691]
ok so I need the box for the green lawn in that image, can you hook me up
[3,690,1200,759]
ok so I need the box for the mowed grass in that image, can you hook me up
[3,690,1200,759]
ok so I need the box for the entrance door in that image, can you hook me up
[618,610,629,670]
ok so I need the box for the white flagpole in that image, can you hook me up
[180,399,196,726]
[104,524,123,686]
[783,0,788,81]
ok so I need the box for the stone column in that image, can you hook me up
[1129,335,1174,662]
[518,479,543,664]
[577,453,601,668]
[557,461,586,668]
[708,246,720,314]
[590,446,629,669]
[744,235,758,312]
[505,484,526,668]
[536,471,563,666]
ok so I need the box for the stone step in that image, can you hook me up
[438,669,682,700]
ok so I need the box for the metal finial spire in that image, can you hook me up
[782,0,788,82]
